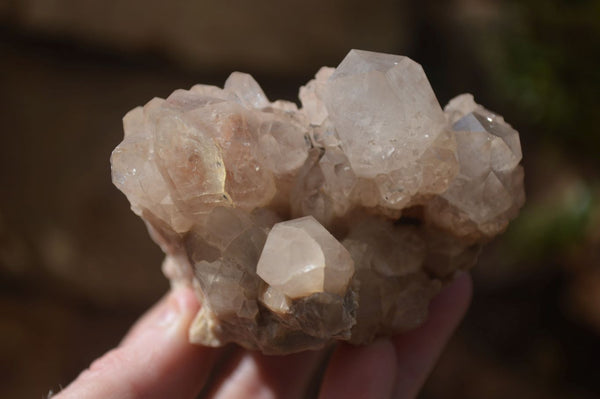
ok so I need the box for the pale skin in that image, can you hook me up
[54,272,471,399]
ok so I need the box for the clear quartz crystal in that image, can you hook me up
[111,50,525,354]
[323,50,447,178]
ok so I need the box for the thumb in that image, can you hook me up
[54,287,221,399]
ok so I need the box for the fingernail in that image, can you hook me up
[156,287,200,329]
[157,296,181,328]
[173,286,201,314]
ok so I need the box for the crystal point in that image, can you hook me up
[324,50,448,180]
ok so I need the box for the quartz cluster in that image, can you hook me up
[111,49,525,354]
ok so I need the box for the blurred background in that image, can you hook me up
[1,0,599,397]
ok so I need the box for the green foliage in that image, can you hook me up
[505,181,596,263]
[478,0,600,156]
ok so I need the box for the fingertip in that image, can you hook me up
[392,272,472,398]
[172,285,202,315]
[448,271,473,304]
[319,339,397,399]
[121,286,200,345]
[429,271,472,321]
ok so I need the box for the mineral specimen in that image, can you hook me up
[111,49,525,354]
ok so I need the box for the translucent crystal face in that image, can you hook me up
[425,94,525,236]
[111,50,525,354]
[323,50,447,178]
[257,216,354,298]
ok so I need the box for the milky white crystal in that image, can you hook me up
[257,216,354,299]
[111,50,525,354]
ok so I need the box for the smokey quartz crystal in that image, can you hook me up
[111,49,525,354]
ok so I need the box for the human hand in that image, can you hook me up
[53,273,471,399]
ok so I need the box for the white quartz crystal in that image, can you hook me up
[257,216,354,298]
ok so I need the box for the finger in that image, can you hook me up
[55,286,222,399]
[207,348,328,399]
[318,339,397,399]
[393,272,472,398]
[119,290,173,346]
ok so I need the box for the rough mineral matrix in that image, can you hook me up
[111,49,525,354]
